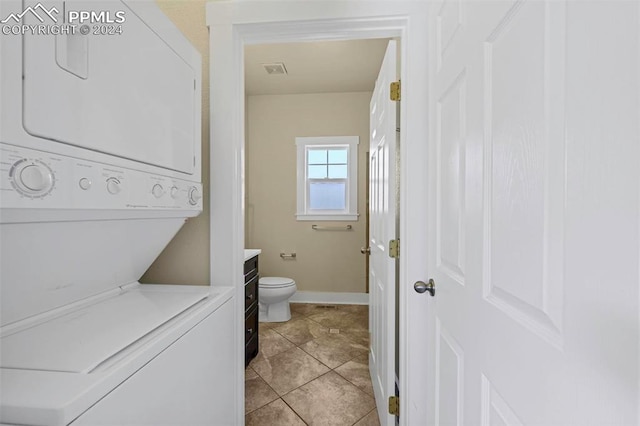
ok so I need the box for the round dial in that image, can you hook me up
[79,178,92,190]
[106,177,121,195]
[188,186,201,205]
[170,186,179,199]
[152,184,164,198]
[10,159,54,197]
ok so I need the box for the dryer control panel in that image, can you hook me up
[0,144,203,211]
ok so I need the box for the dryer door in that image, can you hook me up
[21,0,196,175]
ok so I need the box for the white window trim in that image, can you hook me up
[295,136,359,221]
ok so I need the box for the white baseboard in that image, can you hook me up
[290,291,369,305]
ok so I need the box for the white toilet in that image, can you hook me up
[258,277,297,322]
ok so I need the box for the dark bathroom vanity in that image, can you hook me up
[244,250,260,366]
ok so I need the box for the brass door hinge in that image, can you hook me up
[390,81,401,101]
[389,239,399,259]
[388,396,400,416]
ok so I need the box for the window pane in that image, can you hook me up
[308,149,327,165]
[309,182,346,210]
[328,149,348,164]
[328,164,348,179]
[308,165,327,179]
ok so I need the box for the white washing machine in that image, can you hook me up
[0,1,236,425]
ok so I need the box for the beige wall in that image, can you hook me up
[246,92,370,293]
[141,0,211,286]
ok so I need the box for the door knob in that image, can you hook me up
[361,247,371,254]
[414,279,435,296]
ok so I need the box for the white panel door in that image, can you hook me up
[369,40,397,426]
[427,0,639,424]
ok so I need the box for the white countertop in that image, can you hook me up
[244,249,261,261]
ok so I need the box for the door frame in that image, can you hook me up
[206,3,430,424]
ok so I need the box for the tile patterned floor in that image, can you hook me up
[246,303,381,426]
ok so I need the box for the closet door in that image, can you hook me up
[426,0,640,424]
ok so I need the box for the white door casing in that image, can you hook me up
[369,40,397,426]
[206,2,429,424]
[427,1,639,424]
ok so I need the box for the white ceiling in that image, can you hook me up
[244,39,390,96]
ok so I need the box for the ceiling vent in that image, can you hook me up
[262,62,288,75]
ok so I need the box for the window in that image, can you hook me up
[296,136,359,221]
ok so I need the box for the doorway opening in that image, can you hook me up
[242,38,399,425]
[207,3,431,423]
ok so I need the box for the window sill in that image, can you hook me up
[296,214,359,222]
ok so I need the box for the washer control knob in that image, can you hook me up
[170,186,179,199]
[79,178,92,190]
[20,165,49,191]
[188,186,201,205]
[106,177,121,195]
[10,159,54,197]
[152,184,164,198]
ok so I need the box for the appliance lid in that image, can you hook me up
[0,285,209,373]
[259,277,295,288]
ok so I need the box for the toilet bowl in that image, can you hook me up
[259,277,297,322]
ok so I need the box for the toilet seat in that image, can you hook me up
[259,277,295,288]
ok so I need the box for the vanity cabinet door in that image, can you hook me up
[244,255,259,366]
[245,275,258,312]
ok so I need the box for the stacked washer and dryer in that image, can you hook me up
[0,1,236,425]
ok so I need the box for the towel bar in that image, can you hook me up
[311,225,352,231]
